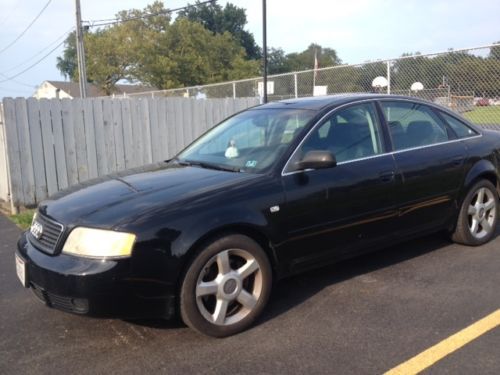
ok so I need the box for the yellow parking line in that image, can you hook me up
[385,309,500,375]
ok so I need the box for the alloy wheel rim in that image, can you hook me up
[467,187,497,239]
[195,249,263,326]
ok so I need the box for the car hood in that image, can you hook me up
[39,162,261,226]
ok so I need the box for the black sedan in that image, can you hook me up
[16,94,500,337]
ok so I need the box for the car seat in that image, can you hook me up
[406,121,435,148]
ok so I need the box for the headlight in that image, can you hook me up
[62,227,136,259]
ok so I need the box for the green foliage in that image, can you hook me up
[56,31,78,81]
[138,19,258,88]
[267,48,290,74]
[84,26,138,95]
[391,49,500,96]
[285,43,342,72]
[266,43,343,89]
[9,210,35,230]
[178,1,261,60]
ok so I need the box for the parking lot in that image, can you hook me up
[1,213,498,374]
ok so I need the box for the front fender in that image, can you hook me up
[170,204,282,259]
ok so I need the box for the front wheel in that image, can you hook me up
[180,234,272,337]
[452,179,498,246]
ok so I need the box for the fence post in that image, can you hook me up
[294,74,298,98]
[232,82,236,99]
[386,60,391,95]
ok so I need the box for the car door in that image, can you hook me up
[379,100,468,236]
[280,101,399,272]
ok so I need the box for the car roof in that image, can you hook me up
[252,93,483,134]
[256,93,429,111]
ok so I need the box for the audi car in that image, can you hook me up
[16,94,500,337]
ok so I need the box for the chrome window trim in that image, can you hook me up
[281,98,482,177]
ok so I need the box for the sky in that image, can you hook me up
[0,0,499,99]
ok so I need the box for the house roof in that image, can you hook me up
[45,81,156,98]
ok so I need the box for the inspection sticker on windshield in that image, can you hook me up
[245,160,257,168]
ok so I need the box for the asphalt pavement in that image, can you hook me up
[1,213,499,374]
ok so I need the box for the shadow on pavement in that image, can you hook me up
[260,225,499,325]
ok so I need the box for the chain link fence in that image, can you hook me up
[123,43,500,127]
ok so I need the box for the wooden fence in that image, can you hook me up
[0,96,259,212]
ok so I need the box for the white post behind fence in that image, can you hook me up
[386,61,391,95]
[294,74,298,99]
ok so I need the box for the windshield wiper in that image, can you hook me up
[175,159,241,173]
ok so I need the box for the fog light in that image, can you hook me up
[71,298,89,313]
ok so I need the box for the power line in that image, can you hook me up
[0,0,21,28]
[0,0,53,56]
[0,73,34,88]
[0,39,65,84]
[85,0,216,28]
[0,27,73,87]
[1,27,73,74]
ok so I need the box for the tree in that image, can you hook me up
[139,18,258,89]
[267,48,290,74]
[84,26,139,95]
[56,31,78,81]
[388,50,500,97]
[178,1,261,60]
[286,43,342,72]
[55,1,259,93]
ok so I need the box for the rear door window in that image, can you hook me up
[380,101,451,151]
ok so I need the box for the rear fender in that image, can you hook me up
[462,159,498,199]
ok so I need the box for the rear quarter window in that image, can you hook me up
[439,112,479,138]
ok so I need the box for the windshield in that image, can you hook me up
[176,108,316,173]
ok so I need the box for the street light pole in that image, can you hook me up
[262,0,268,103]
[75,0,88,98]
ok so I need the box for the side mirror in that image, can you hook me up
[296,150,337,170]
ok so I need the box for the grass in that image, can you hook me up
[9,209,35,230]
[463,106,500,124]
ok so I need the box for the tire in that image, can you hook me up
[452,179,498,246]
[180,234,272,337]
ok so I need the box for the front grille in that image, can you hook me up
[28,213,64,254]
[31,283,88,314]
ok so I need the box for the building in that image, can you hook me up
[33,81,156,99]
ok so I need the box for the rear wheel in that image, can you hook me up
[452,179,498,246]
[180,234,272,337]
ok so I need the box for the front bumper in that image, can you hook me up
[16,232,176,319]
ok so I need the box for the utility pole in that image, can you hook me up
[75,0,88,98]
[262,0,268,103]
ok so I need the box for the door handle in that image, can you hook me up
[452,157,464,166]
[379,171,395,183]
